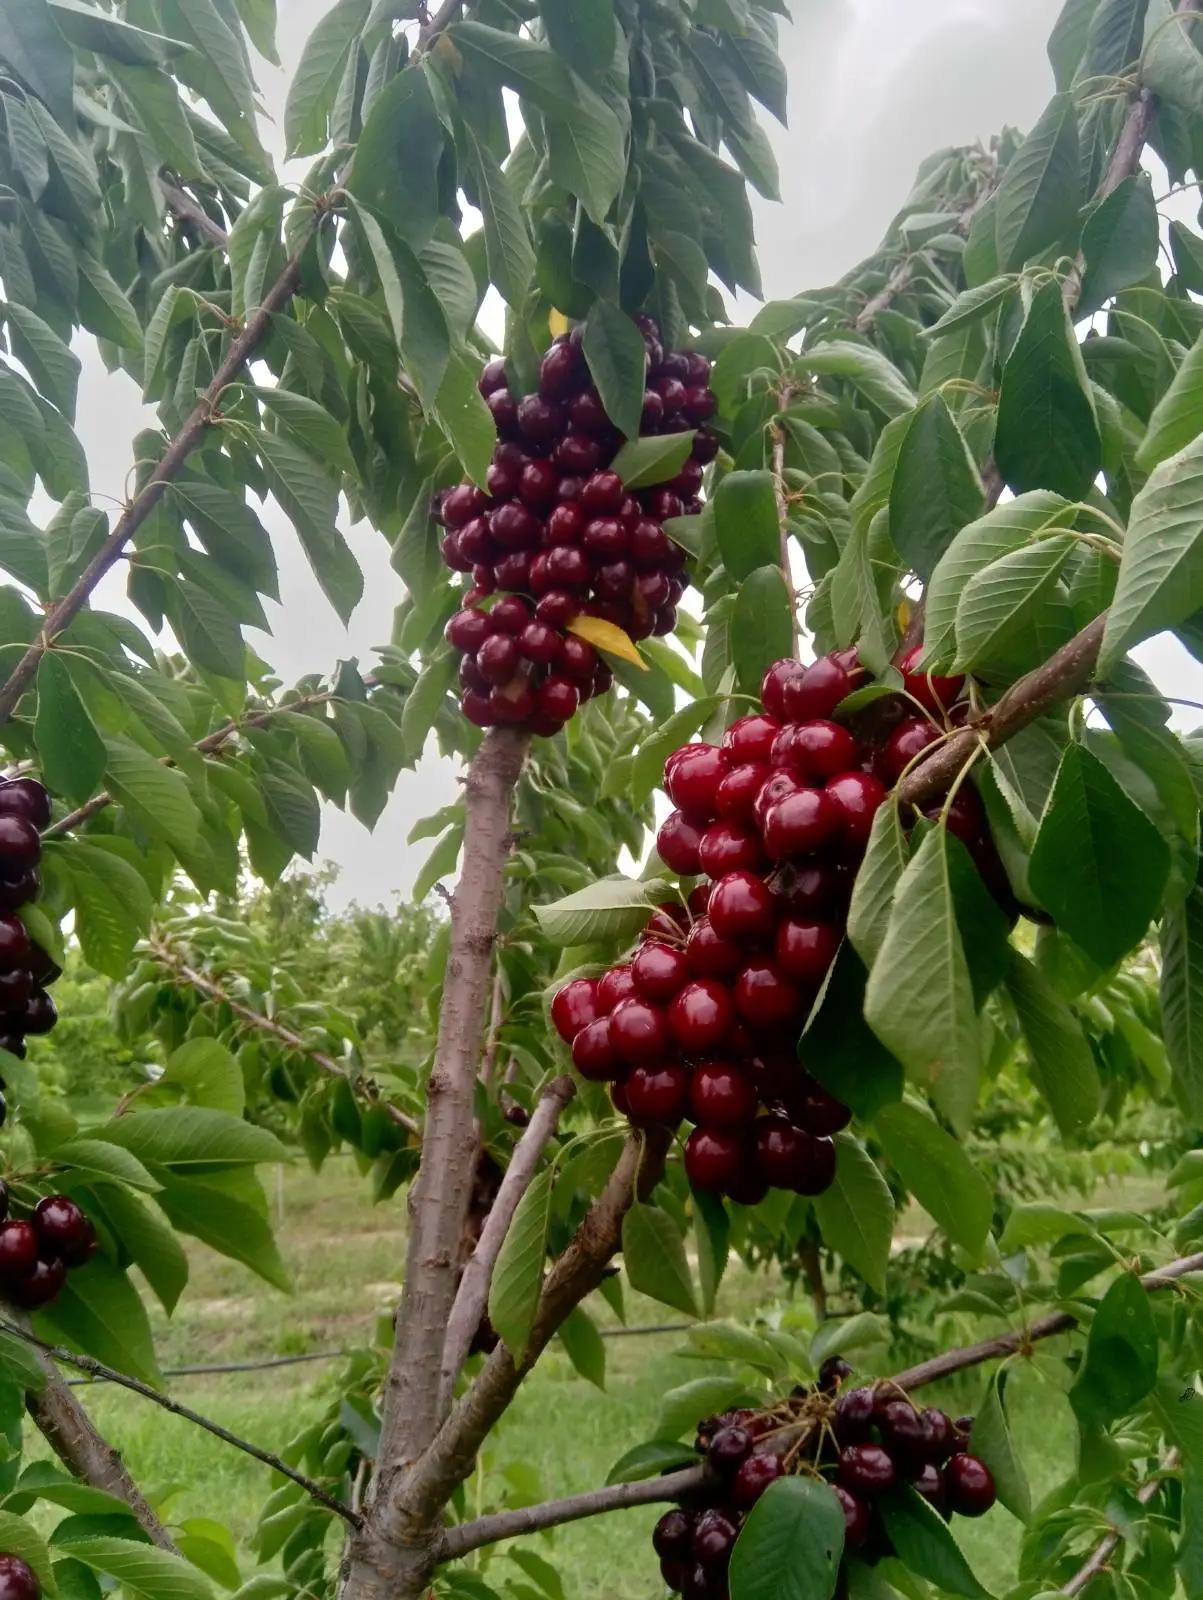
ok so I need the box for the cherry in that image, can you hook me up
[825,771,887,849]
[545,503,584,545]
[715,763,770,823]
[698,821,764,878]
[34,1196,93,1266]
[0,1220,37,1282]
[838,1443,897,1496]
[555,434,603,474]
[732,1452,783,1506]
[774,920,840,986]
[545,545,590,588]
[0,970,31,1014]
[487,388,519,434]
[536,590,577,629]
[657,811,704,876]
[571,1017,621,1080]
[818,1356,854,1392]
[0,780,50,831]
[583,517,628,561]
[479,359,509,396]
[691,1508,739,1565]
[631,520,672,569]
[692,428,719,465]
[559,636,597,682]
[689,1061,758,1128]
[725,1164,770,1206]
[442,484,486,528]
[538,677,578,722]
[925,785,985,847]
[883,717,940,782]
[491,596,532,634]
[445,609,493,654]
[666,746,726,821]
[632,941,689,1002]
[708,872,777,944]
[643,903,689,941]
[835,1485,871,1549]
[944,1453,996,1516]
[763,789,842,860]
[685,919,744,981]
[654,1510,696,1560]
[785,1073,851,1136]
[684,1127,746,1192]
[462,691,495,727]
[551,977,601,1043]
[609,997,670,1064]
[771,720,858,779]
[753,770,804,830]
[761,658,806,720]
[734,961,802,1031]
[913,1462,947,1512]
[897,643,965,716]
[10,1255,65,1308]
[683,386,716,423]
[687,884,712,917]
[0,1556,40,1600]
[680,1564,712,1600]
[921,1408,955,1463]
[708,1425,753,1474]
[834,1387,876,1444]
[476,634,520,685]
[952,1415,975,1449]
[597,966,638,1013]
[539,339,586,399]
[0,916,30,971]
[753,1117,832,1192]
[519,460,559,507]
[877,1398,927,1466]
[568,391,609,433]
[0,871,38,912]
[516,394,565,444]
[779,860,846,918]
[490,681,536,725]
[626,1063,689,1126]
[668,980,734,1053]
[27,946,59,988]
[581,470,625,514]
[782,656,853,721]
[722,715,780,766]
[490,501,541,552]
[0,818,39,872]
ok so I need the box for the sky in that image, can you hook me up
[64,0,1203,908]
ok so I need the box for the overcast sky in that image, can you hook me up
[67,0,1203,908]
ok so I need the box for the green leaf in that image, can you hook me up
[1162,871,1203,1117]
[283,0,368,155]
[994,279,1101,499]
[347,199,449,411]
[655,1376,758,1440]
[0,0,74,127]
[411,825,463,905]
[103,737,200,857]
[731,567,793,696]
[605,1440,698,1485]
[0,1512,56,1596]
[610,432,695,490]
[435,348,497,490]
[489,1167,552,1363]
[802,944,904,1122]
[794,342,916,419]
[557,1306,605,1389]
[812,1134,894,1294]
[874,1102,991,1260]
[1078,173,1158,315]
[583,301,646,440]
[76,255,143,352]
[1028,743,1170,966]
[466,129,535,310]
[399,649,456,762]
[58,1537,213,1600]
[693,1187,730,1317]
[254,430,362,624]
[539,0,616,79]
[953,535,1076,674]
[923,275,1017,339]
[251,388,356,479]
[1143,0,1203,120]
[621,1202,697,1317]
[59,840,154,981]
[160,1039,245,1116]
[173,479,277,600]
[992,92,1080,270]
[5,301,79,419]
[168,578,245,679]
[847,802,908,968]
[1069,1270,1158,1428]
[154,1174,290,1292]
[90,1185,188,1315]
[534,876,675,946]
[968,1372,1031,1522]
[346,67,441,249]
[38,1259,161,1387]
[1135,332,1203,471]
[34,653,105,803]
[887,394,984,581]
[1005,949,1101,1136]
[864,830,984,1132]
[51,1138,160,1193]
[97,1106,288,1168]
[714,470,780,581]
[729,1476,844,1600]
[879,1488,993,1599]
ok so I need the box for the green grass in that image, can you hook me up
[28,1160,1082,1598]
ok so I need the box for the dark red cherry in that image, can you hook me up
[10,1255,65,1309]
[921,1408,956,1463]
[519,459,559,507]
[698,821,765,878]
[536,590,578,629]
[625,1062,689,1127]
[782,656,853,721]
[684,918,744,980]
[632,941,689,1003]
[0,870,39,912]
[653,1510,696,1561]
[835,1485,871,1549]
[487,388,519,434]
[491,501,541,551]
[689,1062,758,1128]
[774,920,840,986]
[441,483,486,528]
[581,471,625,514]
[657,811,704,876]
[568,390,609,434]
[538,676,578,723]
[826,771,888,849]
[878,1399,927,1466]
[732,1452,783,1507]
[630,519,672,569]
[0,915,30,970]
[780,860,846,918]
[897,644,965,716]
[551,977,601,1043]
[0,1220,38,1282]
[445,608,493,654]
[944,1453,996,1517]
[0,817,40,872]
[479,358,508,396]
[838,1444,897,1497]
[476,633,520,685]
[753,770,804,830]
[489,681,535,725]
[883,718,940,783]
[597,965,637,1013]
[554,433,603,474]
[761,658,806,720]
[785,1072,851,1137]
[461,690,495,727]
[722,715,780,766]
[571,1017,621,1081]
[0,969,31,1015]
[684,1127,745,1192]
[715,763,770,823]
[539,338,586,400]
[913,1463,948,1513]
[0,1556,39,1600]
[491,595,532,634]
[691,1508,739,1567]
[772,720,858,780]
[517,394,565,444]
[734,961,802,1031]
[665,745,726,821]
[708,1426,753,1474]
[33,1195,92,1266]
[708,872,777,944]
[519,621,562,665]
[763,790,842,860]
[818,1355,853,1392]
[609,998,670,1064]
[834,1386,876,1444]
[668,979,734,1053]
[0,780,50,830]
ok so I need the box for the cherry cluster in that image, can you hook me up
[437,315,716,736]
[0,1556,40,1600]
[0,778,60,1097]
[652,1360,996,1600]
[0,1183,95,1309]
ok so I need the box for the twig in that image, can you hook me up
[436,1253,1203,1560]
[854,256,915,334]
[148,935,420,1138]
[1061,1450,1179,1595]
[160,181,231,250]
[0,1316,361,1526]
[440,1075,577,1407]
[478,966,506,1091]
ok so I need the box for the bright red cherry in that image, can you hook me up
[684,1127,746,1192]
[708,872,777,944]
[668,980,734,1053]
[625,1063,689,1127]
[715,763,770,822]
[763,789,841,860]
[761,658,806,719]
[10,1255,65,1309]
[775,919,840,986]
[883,717,941,782]
[461,690,495,727]
[897,643,965,716]
[753,770,804,830]
[732,1452,784,1507]
[0,1220,38,1282]
[538,677,578,723]
[476,633,520,685]
[826,771,887,849]
[657,811,704,876]
[944,1454,996,1517]
[785,1071,851,1136]
[835,1485,871,1549]
[771,720,858,779]
[33,1195,93,1265]
[598,966,637,1013]
[781,655,853,721]
[632,941,689,1003]
[684,918,744,980]
[631,520,672,569]
[551,977,601,1043]
[698,821,764,878]
[722,715,780,766]
[0,1555,41,1600]
[490,681,536,725]
[838,1444,897,1497]
[442,483,486,527]
[734,961,802,1031]
[445,609,493,654]
[609,998,670,1064]
[689,1062,758,1128]
[665,745,726,821]
[572,1017,620,1080]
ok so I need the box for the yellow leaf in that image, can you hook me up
[568,613,649,670]
[895,596,913,633]
[548,308,570,338]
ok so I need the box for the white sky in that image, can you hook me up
[64,0,1203,908]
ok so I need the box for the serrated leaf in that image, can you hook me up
[90,1184,188,1315]
[879,1489,993,1599]
[435,348,497,490]
[1078,172,1158,315]
[993,92,1080,270]
[534,876,674,945]
[968,1371,1031,1522]
[729,1476,844,1600]
[0,1513,56,1595]
[715,469,780,581]
[794,342,916,419]
[346,66,441,249]
[38,1258,161,1387]
[583,300,646,440]
[61,1538,212,1600]
[953,535,1076,673]
[1005,948,1101,1136]
[58,840,154,980]
[251,387,355,479]
[103,736,200,856]
[5,301,79,419]
[466,129,534,309]
[1144,0,1203,120]
[34,653,106,803]
[155,1173,290,1291]
[400,649,456,761]
[1070,1270,1158,1428]
[847,801,908,968]
[874,1101,991,1259]
[284,0,368,155]
[812,1134,894,1293]
[76,255,143,352]
[557,1306,605,1389]
[610,432,696,489]
[888,394,984,581]
[254,430,362,623]
[924,275,1017,339]
[51,1138,160,1192]
[731,566,793,695]
[605,1439,699,1485]
[621,1202,697,1317]
[994,279,1101,499]
[160,1038,245,1116]
[97,1106,288,1168]
[412,825,463,904]
[489,1167,552,1363]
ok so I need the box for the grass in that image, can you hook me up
[27,1159,1084,1598]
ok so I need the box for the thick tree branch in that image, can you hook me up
[3,1316,360,1526]
[1061,1450,1179,1596]
[440,1075,577,1406]
[146,935,420,1137]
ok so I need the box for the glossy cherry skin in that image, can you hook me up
[519,621,562,664]
[781,656,853,721]
[597,966,638,1013]
[609,998,671,1064]
[921,1408,956,1463]
[441,483,486,527]
[722,715,780,766]
[0,915,30,971]
[882,717,941,783]
[944,1453,996,1516]
[835,1485,871,1549]
[666,745,726,821]
[461,690,495,728]
[558,636,597,683]
[653,1510,696,1561]
[732,1452,784,1507]
[725,1164,770,1206]
[771,720,858,779]
[685,918,744,981]
[913,1463,947,1513]
[753,770,804,830]
[0,1556,40,1600]
[0,969,31,1015]
[551,978,601,1044]
[691,1508,739,1566]
[708,872,777,944]
[657,811,704,876]
[753,1118,835,1193]
[22,991,56,1037]
[10,1255,65,1309]
[668,980,734,1053]
[734,961,802,1031]
[689,1061,758,1128]
[625,1063,689,1127]
[877,1398,927,1466]
[631,941,689,1003]
[0,870,38,912]
[763,790,842,860]
[476,634,520,685]
[580,470,624,514]
[761,658,806,720]
[774,919,840,986]
[838,1443,897,1497]
[698,821,765,878]
[708,1425,753,1474]
[33,1195,92,1264]
[826,771,888,850]
[780,860,846,919]
[538,676,578,723]
[445,609,493,654]
[897,643,965,716]
[715,763,771,823]
[538,339,586,400]
[0,817,39,873]
[571,1017,621,1081]
[491,595,532,634]
[0,1220,38,1282]
[833,1386,877,1445]
[785,1072,851,1137]
[684,1127,746,1192]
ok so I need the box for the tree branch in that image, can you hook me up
[146,935,420,1137]
[440,1075,577,1407]
[160,180,232,249]
[2,1316,361,1526]
[1061,1450,1179,1596]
